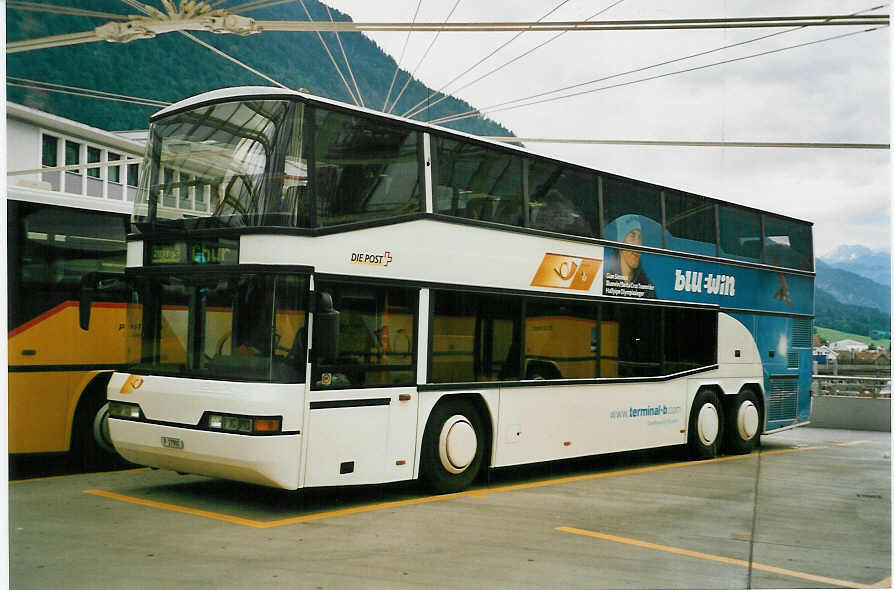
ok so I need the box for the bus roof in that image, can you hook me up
[150,86,812,226]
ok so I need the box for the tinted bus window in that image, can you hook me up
[314,109,421,227]
[718,205,762,263]
[601,303,661,377]
[433,137,524,227]
[8,202,126,331]
[763,215,813,271]
[528,162,597,237]
[665,190,717,256]
[525,299,598,380]
[430,291,521,383]
[664,308,717,373]
[602,176,662,248]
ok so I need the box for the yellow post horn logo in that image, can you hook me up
[120,375,144,394]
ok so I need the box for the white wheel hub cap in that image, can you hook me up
[737,400,760,440]
[438,415,477,474]
[697,403,720,446]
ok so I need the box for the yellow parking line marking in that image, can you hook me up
[85,488,472,528]
[11,468,148,484]
[833,440,869,446]
[85,489,270,527]
[84,443,837,528]
[556,526,874,589]
[871,575,891,588]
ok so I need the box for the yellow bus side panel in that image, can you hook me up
[9,371,73,453]
[9,302,127,454]
[9,303,128,367]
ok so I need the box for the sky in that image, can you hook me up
[324,0,890,257]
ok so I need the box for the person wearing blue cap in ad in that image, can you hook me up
[604,214,656,298]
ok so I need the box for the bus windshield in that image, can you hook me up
[128,273,308,383]
[135,99,306,228]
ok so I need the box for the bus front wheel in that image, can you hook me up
[73,388,129,472]
[420,399,485,494]
[723,389,761,454]
[687,389,723,459]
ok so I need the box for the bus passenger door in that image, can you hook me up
[302,283,419,487]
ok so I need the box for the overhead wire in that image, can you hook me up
[399,0,574,120]
[326,4,365,107]
[7,77,170,107]
[383,0,423,112]
[178,31,290,88]
[479,138,889,149]
[386,0,462,114]
[251,14,889,33]
[7,2,129,20]
[430,4,887,125]
[430,25,887,125]
[7,12,887,53]
[228,0,294,14]
[403,0,627,119]
[297,0,359,105]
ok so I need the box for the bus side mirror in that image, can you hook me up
[312,291,339,363]
[79,273,98,331]
[79,272,126,331]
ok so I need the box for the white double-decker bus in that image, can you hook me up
[95,87,815,493]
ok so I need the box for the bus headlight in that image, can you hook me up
[108,401,143,420]
[204,413,281,434]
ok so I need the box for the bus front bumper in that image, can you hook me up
[109,418,302,489]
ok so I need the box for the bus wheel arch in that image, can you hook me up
[723,385,763,455]
[420,394,492,493]
[71,373,128,471]
[688,386,724,459]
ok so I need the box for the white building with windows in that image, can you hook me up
[830,339,869,353]
[7,102,146,213]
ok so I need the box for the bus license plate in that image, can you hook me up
[161,437,183,449]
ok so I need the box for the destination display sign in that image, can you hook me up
[149,239,238,265]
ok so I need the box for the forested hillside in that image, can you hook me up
[6,0,513,137]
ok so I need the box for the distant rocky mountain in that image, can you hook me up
[819,245,891,286]
[815,259,890,314]
[6,0,513,137]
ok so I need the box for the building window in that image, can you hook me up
[127,163,140,187]
[87,146,102,179]
[108,152,121,183]
[41,135,58,167]
[65,141,80,169]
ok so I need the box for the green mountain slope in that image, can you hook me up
[815,288,891,341]
[6,0,513,137]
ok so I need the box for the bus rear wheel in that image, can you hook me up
[687,389,723,459]
[420,399,485,494]
[724,389,761,455]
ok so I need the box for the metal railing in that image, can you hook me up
[812,375,891,398]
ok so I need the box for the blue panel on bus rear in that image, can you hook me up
[602,247,814,316]
[730,313,812,430]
